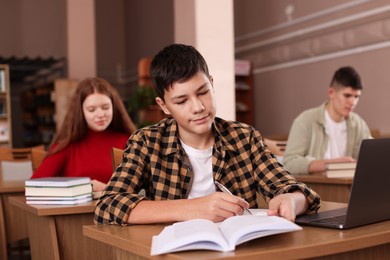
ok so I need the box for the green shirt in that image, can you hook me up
[94,117,321,225]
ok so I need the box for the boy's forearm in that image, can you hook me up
[127,199,189,224]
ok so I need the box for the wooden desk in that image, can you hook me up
[83,201,390,259]
[295,172,353,203]
[9,196,115,260]
[0,177,27,260]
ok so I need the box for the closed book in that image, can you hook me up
[26,196,92,205]
[326,162,356,170]
[25,177,91,187]
[25,183,92,197]
[326,169,355,178]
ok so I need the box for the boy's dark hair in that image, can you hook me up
[330,66,362,90]
[150,43,210,99]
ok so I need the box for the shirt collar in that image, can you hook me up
[160,117,239,158]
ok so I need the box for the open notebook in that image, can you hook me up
[296,138,390,229]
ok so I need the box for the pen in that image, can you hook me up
[214,181,252,215]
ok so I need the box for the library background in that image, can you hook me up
[0,58,254,149]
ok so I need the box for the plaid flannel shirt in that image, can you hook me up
[94,117,321,225]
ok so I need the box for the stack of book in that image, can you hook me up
[25,177,93,205]
[325,162,357,178]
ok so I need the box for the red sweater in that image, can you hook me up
[31,130,129,183]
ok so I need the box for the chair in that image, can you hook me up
[0,144,45,161]
[138,57,152,86]
[0,145,44,259]
[31,147,48,172]
[110,147,145,196]
[370,128,381,138]
[263,138,287,156]
[111,147,124,172]
[0,145,45,181]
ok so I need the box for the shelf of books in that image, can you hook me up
[0,64,12,147]
[235,59,254,126]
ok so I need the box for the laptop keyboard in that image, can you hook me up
[308,215,346,225]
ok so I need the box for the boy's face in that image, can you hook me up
[156,72,217,145]
[327,86,361,121]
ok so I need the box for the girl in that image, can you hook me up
[31,77,137,191]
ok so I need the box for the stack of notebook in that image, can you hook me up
[325,162,356,178]
[25,177,93,205]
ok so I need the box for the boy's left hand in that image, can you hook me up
[267,191,308,221]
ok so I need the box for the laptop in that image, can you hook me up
[295,138,390,229]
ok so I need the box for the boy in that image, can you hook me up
[284,66,371,174]
[94,44,320,225]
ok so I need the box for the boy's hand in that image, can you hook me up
[187,192,250,222]
[267,191,308,221]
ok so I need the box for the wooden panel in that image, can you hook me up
[26,212,60,260]
[54,79,78,131]
[84,201,390,259]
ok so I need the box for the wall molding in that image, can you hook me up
[253,40,390,75]
[235,0,371,43]
[236,4,390,54]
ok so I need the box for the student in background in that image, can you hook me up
[283,66,371,174]
[31,77,137,191]
[95,43,320,225]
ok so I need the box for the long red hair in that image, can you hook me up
[48,77,136,155]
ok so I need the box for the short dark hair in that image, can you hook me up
[330,66,362,90]
[150,44,210,99]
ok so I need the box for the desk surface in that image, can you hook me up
[83,201,390,259]
[10,195,96,216]
[294,172,353,184]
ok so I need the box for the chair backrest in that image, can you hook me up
[263,138,287,156]
[31,147,48,172]
[0,145,44,181]
[138,57,152,86]
[111,147,124,172]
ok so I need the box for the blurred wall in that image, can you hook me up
[234,0,390,137]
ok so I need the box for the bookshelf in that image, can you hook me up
[0,65,12,147]
[21,79,78,147]
[235,60,254,126]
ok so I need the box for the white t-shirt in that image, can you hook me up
[323,110,347,159]
[180,140,215,199]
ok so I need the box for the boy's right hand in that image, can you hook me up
[185,192,250,222]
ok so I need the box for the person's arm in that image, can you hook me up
[252,129,321,217]
[283,115,313,174]
[308,156,356,173]
[30,148,67,178]
[127,192,249,224]
[90,179,107,192]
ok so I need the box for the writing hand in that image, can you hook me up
[188,192,250,222]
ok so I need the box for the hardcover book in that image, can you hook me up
[326,162,356,170]
[25,195,92,205]
[25,177,91,187]
[25,183,92,197]
[325,162,356,178]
